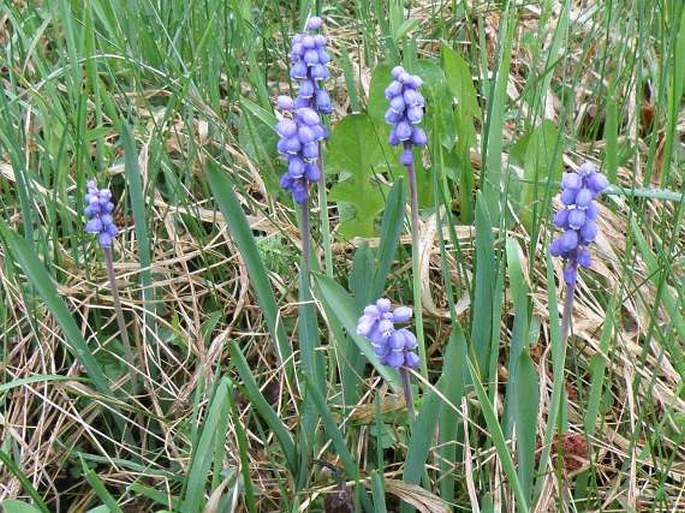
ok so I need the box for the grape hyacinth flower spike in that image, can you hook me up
[357,298,419,419]
[384,66,427,166]
[549,163,609,285]
[85,180,118,248]
[384,65,429,380]
[549,162,609,341]
[289,16,333,115]
[275,98,326,204]
[287,15,335,277]
[84,180,132,362]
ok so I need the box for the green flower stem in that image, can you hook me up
[404,142,428,382]
[102,246,133,364]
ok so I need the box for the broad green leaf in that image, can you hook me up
[1,501,43,513]
[86,507,110,513]
[481,6,515,224]
[403,381,441,485]
[393,18,419,42]
[504,238,530,436]
[350,243,375,308]
[438,325,468,503]
[368,63,394,124]
[413,60,453,152]
[470,195,496,380]
[441,47,480,118]
[371,470,388,512]
[327,114,389,237]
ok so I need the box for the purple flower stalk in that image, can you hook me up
[384,66,428,166]
[84,180,133,363]
[275,101,326,204]
[549,163,609,285]
[384,65,429,381]
[356,298,420,369]
[85,180,118,248]
[289,16,333,115]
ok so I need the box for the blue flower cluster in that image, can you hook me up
[84,180,118,248]
[549,163,609,284]
[356,298,420,369]
[276,100,326,204]
[288,16,332,115]
[384,66,428,166]
[276,16,332,204]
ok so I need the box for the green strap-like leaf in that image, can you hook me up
[206,162,292,364]
[229,344,298,475]
[182,378,231,512]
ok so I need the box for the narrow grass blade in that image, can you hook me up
[438,326,468,503]
[229,344,298,475]
[0,451,49,513]
[372,177,406,298]
[319,295,364,412]
[314,274,402,393]
[80,455,123,513]
[471,194,496,381]
[467,359,530,513]
[402,377,440,484]
[516,348,539,506]
[584,295,618,437]
[480,2,514,224]
[533,254,564,503]
[371,470,387,513]
[120,121,155,340]
[306,376,373,513]
[227,384,256,513]
[605,89,619,183]
[504,238,530,436]
[0,375,76,394]
[0,82,33,242]
[206,161,291,364]
[129,483,178,509]
[0,222,110,395]
[350,243,375,308]
[182,377,231,512]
